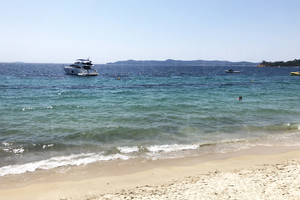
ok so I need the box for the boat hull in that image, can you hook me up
[64,66,98,76]
[290,72,300,76]
[225,70,240,73]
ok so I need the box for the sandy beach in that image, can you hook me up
[1,146,300,200]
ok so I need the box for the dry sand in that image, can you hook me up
[0,146,300,200]
[97,160,300,200]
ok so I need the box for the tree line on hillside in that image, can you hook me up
[259,59,300,67]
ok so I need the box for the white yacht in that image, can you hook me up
[64,58,98,76]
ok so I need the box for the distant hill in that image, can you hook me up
[105,59,258,67]
[258,59,300,67]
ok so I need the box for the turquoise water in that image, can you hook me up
[1,63,300,175]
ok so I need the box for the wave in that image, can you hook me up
[0,153,131,176]
[1,127,300,176]
[0,143,211,176]
[147,144,199,153]
[117,146,139,154]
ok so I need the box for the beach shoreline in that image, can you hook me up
[1,146,300,200]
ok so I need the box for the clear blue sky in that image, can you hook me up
[0,0,299,64]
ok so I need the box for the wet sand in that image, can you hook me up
[0,146,300,200]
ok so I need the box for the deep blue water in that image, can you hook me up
[0,63,300,176]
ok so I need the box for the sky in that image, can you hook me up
[0,0,300,64]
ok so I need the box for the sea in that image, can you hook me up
[1,62,300,176]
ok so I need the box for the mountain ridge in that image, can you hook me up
[105,59,258,67]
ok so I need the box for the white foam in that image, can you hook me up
[2,142,11,146]
[147,144,199,153]
[2,148,10,153]
[117,146,139,154]
[42,144,54,149]
[22,107,35,111]
[0,153,132,176]
[12,147,25,154]
[2,145,25,154]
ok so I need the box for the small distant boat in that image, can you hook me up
[290,70,300,76]
[64,58,98,76]
[225,69,240,73]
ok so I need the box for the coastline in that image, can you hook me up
[1,146,300,200]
